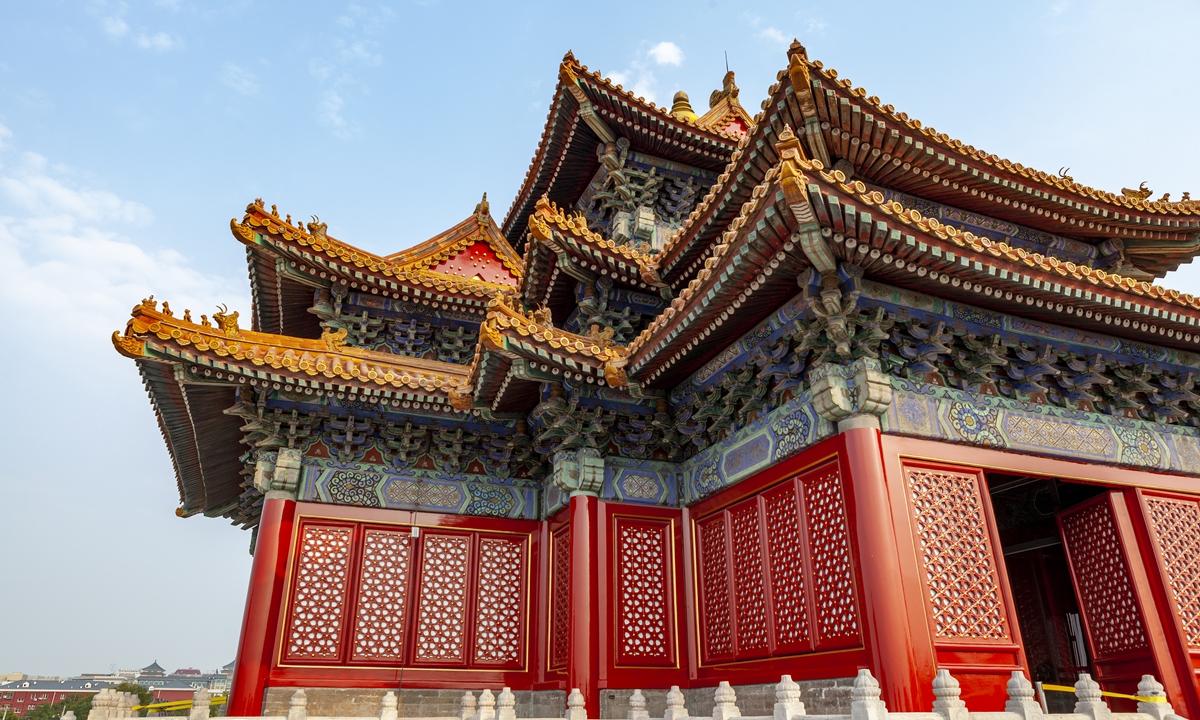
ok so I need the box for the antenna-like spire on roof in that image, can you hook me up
[724,50,729,74]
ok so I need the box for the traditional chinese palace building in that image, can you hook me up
[114,44,1200,719]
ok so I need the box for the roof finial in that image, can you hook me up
[724,50,729,74]
[475,192,491,226]
[788,39,808,60]
[670,91,698,122]
[709,68,739,109]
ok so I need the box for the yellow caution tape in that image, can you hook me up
[131,696,227,711]
[1040,684,1165,703]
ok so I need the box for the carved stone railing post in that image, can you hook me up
[932,670,969,720]
[478,689,497,720]
[664,686,688,720]
[189,688,212,720]
[287,690,307,720]
[850,669,887,720]
[460,693,477,720]
[86,688,109,720]
[566,689,588,720]
[713,681,742,720]
[1004,671,1043,720]
[628,690,649,720]
[497,688,517,720]
[774,675,806,720]
[1074,674,1112,720]
[63,712,76,720]
[1136,676,1176,720]
[380,691,398,720]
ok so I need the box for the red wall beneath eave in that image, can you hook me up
[597,502,689,690]
[680,435,873,688]
[879,433,1200,714]
[265,503,546,692]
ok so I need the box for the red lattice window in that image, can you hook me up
[763,483,810,651]
[472,538,526,665]
[697,515,734,661]
[549,527,571,670]
[350,529,411,662]
[1143,496,1200,648]
[614,518,675,666]
[729,501,770,656]
[803,468,859,647]
[413,533,471,663]
[694,460,861,664]
[1060,497,1148,658]
[284,523,354,662]
[905,465,1009,641]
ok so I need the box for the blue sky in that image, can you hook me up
[1,0,1198,676]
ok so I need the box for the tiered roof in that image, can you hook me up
[799,51,1199,277]
[621,42,1200,389]
[521,196,663,322]
[233,196,522,337]
[501,52,748,250]
[112,296,472,517]
[116,42,1200,522]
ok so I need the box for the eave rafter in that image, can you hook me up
[629,120,1200,390]
[521,196,665,311]
[501,52,742,250]
[804,175,1200,350]
[799,50,1200,275]
[232,201,518,313]
[628,137,812,387]
[462,292,630,410]
[112,297,473,409]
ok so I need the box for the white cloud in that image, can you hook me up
[318,91,359,139]
[221,62,259,96]
[136,31,181,51]
[306,4,398,139]
[759,27,788,45]
[0,153,153,225]
[102,16,129,38]
[337,40,382,67]
[0,130,238,354]
[649,41,684,66]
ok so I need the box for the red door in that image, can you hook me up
[1058,490,1195,714]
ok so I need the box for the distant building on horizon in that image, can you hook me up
[0,678,113,717]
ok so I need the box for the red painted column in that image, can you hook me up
[843,424,935,712]
[567,493,600,716]
[228,494,297,716]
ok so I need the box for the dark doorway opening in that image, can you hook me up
[985,473,1105,712]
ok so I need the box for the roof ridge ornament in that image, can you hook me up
[669,91,698,122]
[306,215,327,239]
[709,70,739,109]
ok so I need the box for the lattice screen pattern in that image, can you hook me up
[694,461,860,664]
[282,519,529,669]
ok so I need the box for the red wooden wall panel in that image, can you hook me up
[268,503,540,690]
[548,525,572,671]
[898,461,1025,710]
[612,517,676,667]
[691,457,865,672]
[600,503,686,689]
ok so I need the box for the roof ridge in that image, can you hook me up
[234,201,520,297]
[803,57,1198,215]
